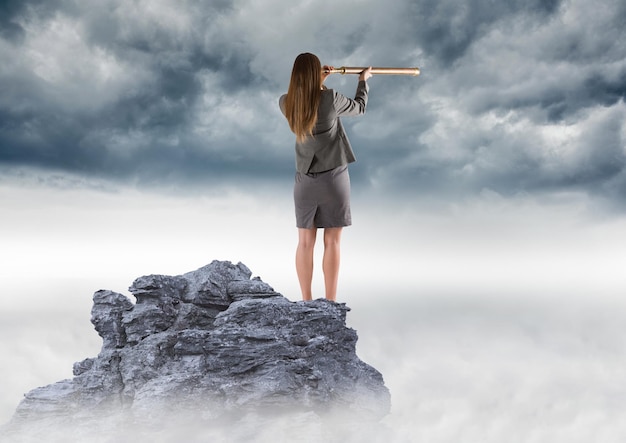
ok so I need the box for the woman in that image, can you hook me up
[279,53,372,301]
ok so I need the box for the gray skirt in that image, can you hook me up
[294,165,352,229]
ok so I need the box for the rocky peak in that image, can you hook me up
[1,261,391,442]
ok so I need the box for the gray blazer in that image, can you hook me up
[279,80,369,174]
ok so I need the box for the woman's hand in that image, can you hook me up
[322,65,333,83]
[359,66,373,82]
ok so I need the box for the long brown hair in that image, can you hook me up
[285,53,322,143]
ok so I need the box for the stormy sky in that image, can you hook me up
[1,0,624,203]
[2,0,626,437]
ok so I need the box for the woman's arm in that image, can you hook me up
[332,67,372,116]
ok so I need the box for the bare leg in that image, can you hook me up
[322,227,343,301]
[296,228,317,301]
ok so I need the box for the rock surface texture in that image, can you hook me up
[1,261,391,442]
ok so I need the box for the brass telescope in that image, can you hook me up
[325,66,420,76]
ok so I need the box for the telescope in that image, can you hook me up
[325,66,420,76]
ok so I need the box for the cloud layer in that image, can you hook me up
[351,296,626,442]
[1,0,625,206]
[4,295,626,442]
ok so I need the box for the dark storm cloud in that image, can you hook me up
[0,0,280,187]
[0,0,26,41]
[357,0,626,206]
[405,0,561,67]
[1,0,625,206]
[0,0,64,41]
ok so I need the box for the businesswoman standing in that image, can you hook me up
[279,53,372,301]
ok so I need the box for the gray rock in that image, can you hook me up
[91,289,133,348]
[1,260,391,442]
